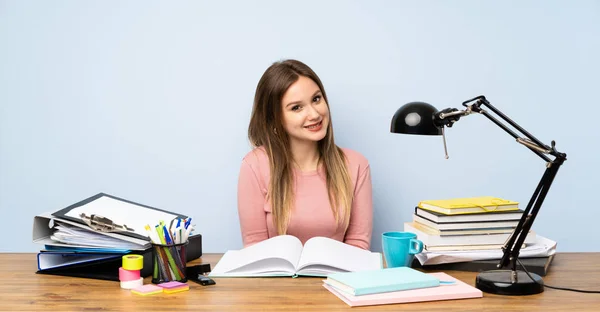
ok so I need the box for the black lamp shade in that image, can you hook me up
[390,102,442,135]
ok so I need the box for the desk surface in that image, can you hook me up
[0,253,598,311]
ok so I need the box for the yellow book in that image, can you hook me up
[418,196,519,215]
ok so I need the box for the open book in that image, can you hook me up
[209,235,382,277]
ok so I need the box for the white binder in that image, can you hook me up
[32,193,188,251]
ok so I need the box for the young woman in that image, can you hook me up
[237,59,373,250]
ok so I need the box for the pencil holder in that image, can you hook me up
[151,241,188,284]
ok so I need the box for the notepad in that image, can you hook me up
[325,267,440,296]
[323,272,482,307]
[131,284,163,296]
[157,281,189,294]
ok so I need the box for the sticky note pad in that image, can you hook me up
[157,281,189,294]
[163,287,189,294]
[131,284,163,296]
[157,281,188,289]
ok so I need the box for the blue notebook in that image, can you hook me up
[325,267,440,296]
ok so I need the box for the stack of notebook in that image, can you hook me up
[405,196,537,251]
[322,267,482,307]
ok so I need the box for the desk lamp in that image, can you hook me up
[390,95,566,295]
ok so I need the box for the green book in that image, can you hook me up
[324,267,440,296]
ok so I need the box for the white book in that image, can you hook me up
[415,207,523,223]
[413,214,519,231]
[209,235,382,277]
[404,222,536,247]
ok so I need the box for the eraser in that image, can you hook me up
[131,284,163,296]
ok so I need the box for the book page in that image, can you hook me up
[296,237,381,275]
[210,235,304,276]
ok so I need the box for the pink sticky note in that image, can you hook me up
[157,281,188,289]
[131,284,163,296]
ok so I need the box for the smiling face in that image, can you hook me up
[280,75,330,147]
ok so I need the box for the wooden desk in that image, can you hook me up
[0,253,598,311]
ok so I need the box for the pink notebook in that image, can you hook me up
[323,272,482,307]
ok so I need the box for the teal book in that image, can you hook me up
[325,267,440,296]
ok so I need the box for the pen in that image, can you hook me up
[162,229,183,280]
[162,225,173,243]
[169,218,176,234]
[183,224,193,242]
[156,225,166,245]
[164,229,185,267]
[174,218,182,243]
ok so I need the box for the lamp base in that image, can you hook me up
[476,270,544,295]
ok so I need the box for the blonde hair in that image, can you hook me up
[248,59,353,235]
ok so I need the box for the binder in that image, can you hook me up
[37,249,154,280]
[36,234,203,281]
[33,193,190,250]
[37,252,125,271]
[50,193,188,240]
[33,212,150,250]
[33,192,202,281]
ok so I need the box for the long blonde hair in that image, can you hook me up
[248,59,353,235]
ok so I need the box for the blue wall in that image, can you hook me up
[1,0,598,252]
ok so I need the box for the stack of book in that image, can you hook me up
[322,267,482,307]
[405,196,536,251]
[405,196,556,276]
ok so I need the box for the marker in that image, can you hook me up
[144,225,160,244]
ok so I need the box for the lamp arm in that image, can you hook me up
[465,95,558,162]
[434,95,556,162]
[438,95,567,276]
[498,156,564,274]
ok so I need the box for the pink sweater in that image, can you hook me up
[237,147,373,250]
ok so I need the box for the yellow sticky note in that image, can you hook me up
[131,284,163,296]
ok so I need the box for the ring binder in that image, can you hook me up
[51,193,188,240]
[80,213,135,233]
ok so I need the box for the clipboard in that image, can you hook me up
[51,193,188,241]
